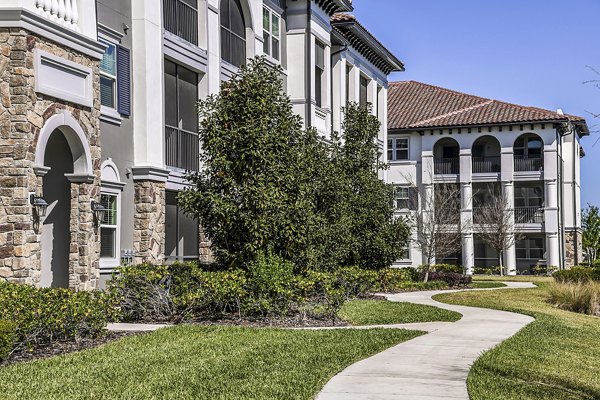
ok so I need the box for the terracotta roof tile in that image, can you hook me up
[388,81,586,130]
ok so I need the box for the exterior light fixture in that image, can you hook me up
[91,200,107,226]
[29,193,48,218]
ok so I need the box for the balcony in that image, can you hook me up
[472,156,501,174]
[514,155,543,172]
[165,125,199,171]
[515,206,544,224]
[164,0,199,45]
[434,158,459,175]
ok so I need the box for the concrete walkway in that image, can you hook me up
[317,282,536,400]
[107,322,171,332]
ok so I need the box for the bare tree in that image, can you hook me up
[413,182,464,281]
[475,191,524,276]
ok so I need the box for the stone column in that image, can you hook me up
[133,176,167,265]
[502,181,517,275]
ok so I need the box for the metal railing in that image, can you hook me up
[165,125,199,171]
[515,206,544,223]
[514,155,543,172]
[164,0,198,45]
[434,157,459,174]
[472,156,501,173]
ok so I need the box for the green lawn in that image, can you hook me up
[472,275,552,284]
[0,326,423,400]
[338,299,461,325]
[434,283,600,400]
[469,281,507,289]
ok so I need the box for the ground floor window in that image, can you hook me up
[165,191,199,262]
[516,235,545,260]
[474,236,499,268]
[100,193,118,259]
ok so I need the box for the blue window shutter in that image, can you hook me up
[116,45,131,116]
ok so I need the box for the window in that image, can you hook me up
[166,191,199,262]
[387,137,409,161]
[99,36,131,117]
[100,193,118,259]
[164,60,200,171]
[514,185,544,208]
[262,7,280,61]
[315,41,325,108]
[514,134,543,157]
[516,236,545,260]
[100,40,117,109]
[393,186,410,210]
[221,0,246,67]
[345,65,351,104]
[163,0,199,45]
[399,240,410,260]
[359,76,368,108]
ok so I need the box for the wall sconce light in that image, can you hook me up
[91,200,107,226]
[29,193,48,218]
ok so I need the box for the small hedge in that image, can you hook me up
[0,282,117,349]
[420,271,472,287]
[420,264,464,274]
[553,267,600,283]
[0,320,15,361]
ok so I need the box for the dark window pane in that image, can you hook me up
[165,191,179,260]
[315,42,325,69]
[397,150,408,160]
[359,76,368,108]
[100,76,115,108]
[100,228,116,258]
[164,61,178,127]
[272,38,279,60]
[178,66,198,132]
[179,207,199,257]
[230,0,245,36]
[220,0,229,27]
[263,31,270,54]
[315,67,323,107]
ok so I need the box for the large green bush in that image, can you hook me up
[553,266,600,283]
[0,320,15,361]
[0,282,116,349]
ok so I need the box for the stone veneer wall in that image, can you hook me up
[133,180,165,264]
[565,230,583,267]
[0,28,101,290]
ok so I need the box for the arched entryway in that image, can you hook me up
[40,130,73,288]
[35,111,95,289]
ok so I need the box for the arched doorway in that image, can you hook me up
[35,111,95,289]
[40,130,73,288]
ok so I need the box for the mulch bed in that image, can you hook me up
[1,331,140,367]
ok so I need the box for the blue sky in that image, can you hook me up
[353,0,600,206]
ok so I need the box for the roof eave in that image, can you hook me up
[317,0,353,14]
[333,21,405,73]
[389,119,575,133]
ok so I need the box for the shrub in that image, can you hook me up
[553,267,600,283]
[420,271,471,287]
[420,264,464,274]
[0,282,115,349]
[377,268,418,292]
[0,320,15,361]
[548,281,600,316]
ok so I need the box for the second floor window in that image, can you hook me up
[221,0,246,67]
[263,7,280,61]
[388,137,409,161]
[393,186,410,210]
[164,0,198,45]
[315,41,325,108]
[100,41,117,109]
[359,76,368,108]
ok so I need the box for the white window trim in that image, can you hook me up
[393,185,410,211]
[98,35,123,126]
[262,6,281,64]
[100,159,125,270]
[388,136,410,162]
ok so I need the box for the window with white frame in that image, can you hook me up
[99,39,117,109]
[315,41,325,108]
[516,236,545,260]
[393,186,410,210]
[399,239,411,260]
[100,193,118,260]
[262,7,280,61]
[388,137,409,161]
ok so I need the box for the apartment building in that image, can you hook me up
[386,81,589,274]
[0,0,403,289]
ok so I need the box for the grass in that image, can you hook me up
[338,299,462,325]
[548,281,600,316]
[434,283,600,400]
[469,281,507,289]
[0,325,423,400]
[472,275,553,284]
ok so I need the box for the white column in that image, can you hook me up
[547,232,560,268]
[462,233,474,275]
[331,56,346,134]
[500,147,514,182]
[348,64,360,103]
[422,183,435,265]
[131,0,166,171]
[503,181,517,275]
[206,0,221,95]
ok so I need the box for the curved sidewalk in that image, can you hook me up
[317,282,536,400]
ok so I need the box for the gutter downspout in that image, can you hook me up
[305,0,312,129]
[556,127,566,271]
[572,124,579,266]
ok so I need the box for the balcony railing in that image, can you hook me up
[434,158,459,175]
[514,155,543,172]
[164,0,198,45]
[34,0,80,31]
[472,156,501,173]
[515,206,544,224]
[165,125,199,171]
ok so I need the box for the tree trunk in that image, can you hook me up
[498,250,504,277]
